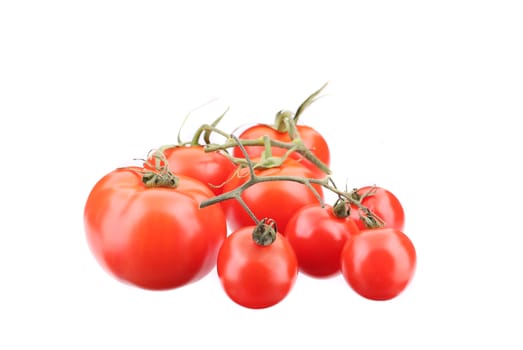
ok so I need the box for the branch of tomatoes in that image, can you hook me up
[130,82,394,245]
[192,109,332,176]
[199,134,385,232]
[149,82,387,233]
[84,82,415,307]
[194,127,412,307]
[149,85,331,200]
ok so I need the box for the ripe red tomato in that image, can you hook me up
[284,204,360,278]
[232,123,330,176]
[340,228,416,301]
[350,186,405,230]
[83,167,227,290]
[152,145,236,196]
[217,225,298,309]
[221,158,324,233]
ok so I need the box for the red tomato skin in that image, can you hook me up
[232,124,330,176]
[340,228,416,301]
[284,204,360,278]
[84,167,227,291]
[350,186,405,230]
[161,145,236,195]
[217,226,298,309]
[221,159,324,233]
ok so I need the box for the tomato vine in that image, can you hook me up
[83,82,416,308]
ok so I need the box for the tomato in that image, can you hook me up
[221,158,324,233]
[350,186,405,230]
[340,228,416,301]
[83,166,227,290]
[232,123,330,177]
[149,145,235,196]
[284,203,360,278]
[217,225,298,309]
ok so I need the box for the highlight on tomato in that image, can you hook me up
[159,145,236,195]
[349,186,405,231]
[216,219,298,309]
[221,157,324,234]
[284,201,360,278]
[340,228,416,301]
[83,161,228,291]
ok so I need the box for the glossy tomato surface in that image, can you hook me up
[233,124,330,176]
[340,228,416,300]
[284,204,360,278]
[217,226,298,309]
[221,158,324,233]
[160,145,235,195]
[350,186,405,230]
[84,167,227,290]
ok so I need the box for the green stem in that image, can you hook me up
[236,196,260,225]
[200,174,328,209]
[261,135,274,160]
[273,82,329,129]
[294,82,329,124]
[204,137,331,175]
[274,110,294,133]
[200,171,384,228]
[200,137,384,229]
[281,111,300,140]
[191,123,232,146]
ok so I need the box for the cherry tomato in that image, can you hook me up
[232,123,330,177]
[221,158,324,233]
[284,204,360,278]
[350,186,405,230]
[217,225,298,309]
[340,228,416,301]
[83,167,227,290]
[148,145,235,196]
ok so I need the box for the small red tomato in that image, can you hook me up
[217,225,298,309]
[340,228,416,301]
[350,186,405,230]
[233,123,330,177]
[221,158,324,233]
[158,145,236,195]
[284,204,360,278]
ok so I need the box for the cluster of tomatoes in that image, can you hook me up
[83,86,416,309]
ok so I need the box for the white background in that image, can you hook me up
[1,1,522,349]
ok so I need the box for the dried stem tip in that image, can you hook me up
[252,218,278,246]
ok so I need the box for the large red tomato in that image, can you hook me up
[83,166,227,290]
[221,158,324,233]
[340,228,416,300]
[284,203,360,278]
[217,224,298,309]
